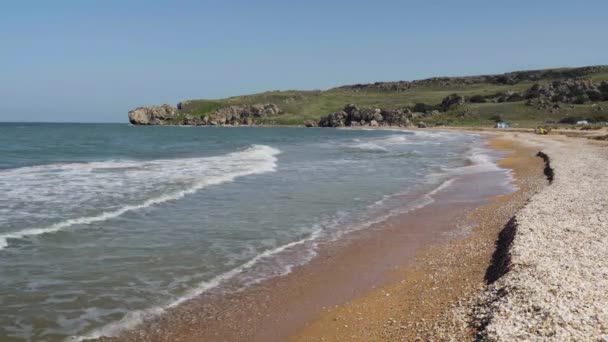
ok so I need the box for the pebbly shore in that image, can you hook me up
[469,133,608,340]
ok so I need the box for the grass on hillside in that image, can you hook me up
[175,66,608,128]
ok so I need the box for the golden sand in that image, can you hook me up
[107,136,546,342]
[291,137,546,341]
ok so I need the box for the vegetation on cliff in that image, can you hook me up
[129,65,608,127]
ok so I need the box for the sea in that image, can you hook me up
[0,123,513,341]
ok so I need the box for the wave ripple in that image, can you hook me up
[0,145,281,250]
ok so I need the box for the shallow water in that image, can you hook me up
[0,124,506,341]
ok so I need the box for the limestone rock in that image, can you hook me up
[303,120,317,127]
[128,104,177,125]
[317,104,413,128]
[128,103,282,126]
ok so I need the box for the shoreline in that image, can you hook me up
[292,135,547,341]
[98,133,546,341]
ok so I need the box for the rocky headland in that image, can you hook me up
[128,103,282,126]
[127,65,608,128]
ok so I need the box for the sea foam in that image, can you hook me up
[0,145,281,251]
[72,228,322,341]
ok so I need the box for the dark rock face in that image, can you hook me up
[318,104,412,127]
[128,103,281,126]
[440,94,465,111]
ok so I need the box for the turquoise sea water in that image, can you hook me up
[0,124,505,341]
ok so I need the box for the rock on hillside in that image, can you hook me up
[317,104,413,127]
[128,103,282,126]
[334,65,608,92]
[473,79,608,107]
[440,94,465,111]
[529,79,608,104]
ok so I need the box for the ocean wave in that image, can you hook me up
[447,147,505,174]
[71,174,459,340]
[0,145,281,251]
[343,142,389,153]
[71,228,322,341]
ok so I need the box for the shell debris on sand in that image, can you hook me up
[469,133,608,340]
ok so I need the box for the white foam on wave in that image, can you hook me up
[325,176,457,243]
[341,134,416,153]
[70,152,462,341]
[443,145,517,191]
[71,170,459,341]
[427,178,456,196]
[382,135,409,144]
[448,147,505,174]
[345,142,389,152]
[71,228,322,341]
[0,145,281,251]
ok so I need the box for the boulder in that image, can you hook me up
[319,111,347,127]
[303,120,317,127]
[318,104,413,128]
[417,121,428,128]
[184,114,202,125]
[410,112,424,120]
[440,94,465,111]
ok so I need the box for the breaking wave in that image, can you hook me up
[0,145,281,250]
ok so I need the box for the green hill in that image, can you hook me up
[174,65,608,128]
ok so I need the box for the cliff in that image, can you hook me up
[128,103,281,126]
[128,65,608,128]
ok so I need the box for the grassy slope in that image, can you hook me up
[177,67,608,127]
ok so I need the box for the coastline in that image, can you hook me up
[97,132,547,341]
[292,135,547,341]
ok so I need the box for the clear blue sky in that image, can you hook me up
[1,0,607,122]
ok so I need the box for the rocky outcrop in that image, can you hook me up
[128,104,178,125]
[318,104,413,127]
[303,120,317,127]
[531,79,607,104]
[440,94,465,111]
[191,104,281,126]
[437,79,608,110]
[128,103,282,126]
[333,65,608,92]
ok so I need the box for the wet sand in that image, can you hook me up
[293,137,546,341]
[105,136,545,342]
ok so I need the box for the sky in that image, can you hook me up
[1,0,607,123]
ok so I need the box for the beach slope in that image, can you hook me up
[472,134,608,340]
[294,132,607,341]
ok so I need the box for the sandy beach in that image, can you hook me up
[295,131,608,341]
[93,129,608,342]
[98,130,573,342]
[292,134,548,341]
